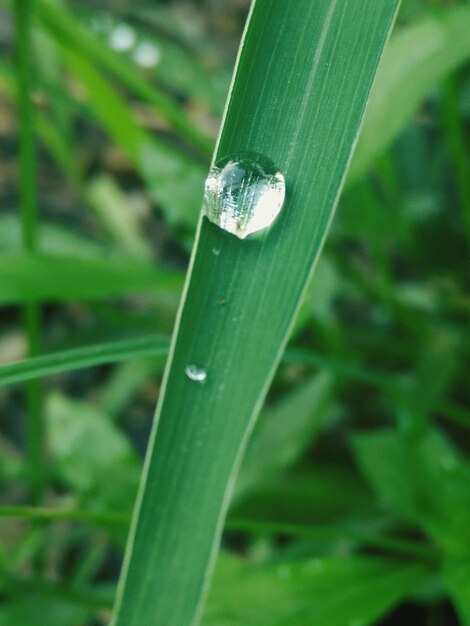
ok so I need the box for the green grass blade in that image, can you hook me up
[0,254,182,303]
[0,505,128,526]
[350,5,470,181]
[14,0,44,503]
[112,2,399,625]
[0,59,87,189]
[0,336,170,387]
[14,1,38,255]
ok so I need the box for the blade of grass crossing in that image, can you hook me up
[14,0,44,504]
[112,2,400,626]
[0,254,183,304]
[0,336,170,387]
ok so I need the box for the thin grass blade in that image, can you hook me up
[113,2,400,625]
[0,336,170,387]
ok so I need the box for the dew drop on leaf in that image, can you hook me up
[185,364,207,383]
[203,152,286,239]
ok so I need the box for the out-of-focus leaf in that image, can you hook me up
[0,335,169,387]
[443,559,470,626]
[353,428,470,554]
[351,6,470,180]
[0,254,182,303]
[405,327,459,418]
[203,553,430,626]
[0,215,106,257]
[231,466,371,528]
[234,373,334,500]
[293,256,341,333]
[37,0,213,156]
[99,358,161,418]
[130,6,230,114]
[46,393,141,513]
[353,430,416,520]
[86,175,151,260]
[59,45,206,228]
[0,594,89,626]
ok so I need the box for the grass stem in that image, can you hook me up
[15,0,44,503]
[441,75,470,238]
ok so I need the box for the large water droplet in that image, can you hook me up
[185,364,207,383]
[203,152,286,239]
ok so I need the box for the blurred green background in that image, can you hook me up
[1,0,470,624]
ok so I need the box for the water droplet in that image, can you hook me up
[109,23,136,52]
[212,248,221,256]
[185,364,207,383]
[203,152,286,239]
[133,42,161,68]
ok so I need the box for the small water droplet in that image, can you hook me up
[212,248,221,256]
[109,23,136,52]
[203,152,286,239]
[133,42,161,68]
[185,364,207,383]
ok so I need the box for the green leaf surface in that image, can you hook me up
[0,215,107,257]
[46,393,141,513]
[0,254,182,303]
[234,373,334,500]
[351,5,470,180]
[0,335,169,387]
[86,174,152,260]
[203,554,429,626]
[231,465,372,529]
[0,594,89,626]
[353,428,470,554]
[443,559,470,626]
[112,2,399,626]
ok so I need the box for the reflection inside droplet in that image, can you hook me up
[203,152,286,239]
[185,364,207,383]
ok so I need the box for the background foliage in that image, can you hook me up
[1,0,470,624]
